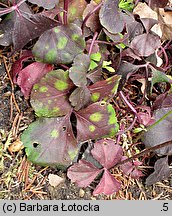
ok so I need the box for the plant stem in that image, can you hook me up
[82,2,103,33]
[63,0,69,25]
[114,139,172,168]
[88,32,98,56]
[119,91,137,114]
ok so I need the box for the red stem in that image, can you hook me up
[82,2,103,33]
[63,0,69,25]
[88,32,98,56]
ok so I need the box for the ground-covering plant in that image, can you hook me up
[1,0,172,195]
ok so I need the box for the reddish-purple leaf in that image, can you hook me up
[149,0,168,8]
[67,159,102,187]
[91,139,123,169]
[152,93,172,111]
[130,33,161,57]
[28,0,59,9]
[11,50,33,83]
[120,156,143,179]
[75,102,119,142]
[69,86,91,111]
[140,18,158,33]
[83,0,101,32]
[0,2,59,51]
[21,115,78,167]
[93,169,121,195]
[31,69,74,117]
[143,107,172,155]
[16,62,54,98]
[13,12,59,51]
[88,75,121,102]
[146,156,171,185]
[87,66,103,83]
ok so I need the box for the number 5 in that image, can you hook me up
[163,203,168,211]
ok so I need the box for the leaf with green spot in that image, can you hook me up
[69,53,90,87]
[75,102,119,142]
[32,23,85,64]
[88,75,121,102]
[21,115,78,167]
[30,69,74,117]
[59,0,87,23]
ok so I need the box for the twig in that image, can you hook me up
[114,140,172,168]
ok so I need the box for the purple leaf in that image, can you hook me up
[69,53,90,87]
[32,23,85,64]
[148,0,168,8]
[140,18,158,33]
[28,0,59,9]
[146,156,171,185]
[153,93,172,111]
[143,107,172,155]
[30,69,74,117]
[21,115,78,167]
[75,102,119,142]
[69,86,91,111]
[88,75,121,102]
[99,0,125,34]
[67,159,102,187]
[87,66,103,83]
[91,139,123,169]
[130,33,161,57]
[11,50,33,83]
[0,2,59,51]
[93,169,121,195]
[16,62,54,98]
[120,156,143,179]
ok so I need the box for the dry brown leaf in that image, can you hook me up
[133,3,162,38]
[158,8,172,40]
[48,174,65,187]
[8,139,24,153]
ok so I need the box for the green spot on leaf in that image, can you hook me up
[107,104,118,125]
[70,6,77,16]
[89,112,103,122]
[71,33,80,41]
[91,92,100,102]
[33,84,39,90]
[39,86,48,93]
[45,49,57,63]
[54,27,60,33]
[54,80,68,91]
[50,129,59,138]
[89,125,96,132]
[57,37,68,50]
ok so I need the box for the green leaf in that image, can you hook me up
[30,69,74,117]
[21,116,78,167]
[32,23,85,64]
[75,101,119,142]
[69,53,90,87]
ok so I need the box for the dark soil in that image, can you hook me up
[0,62,172,200]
